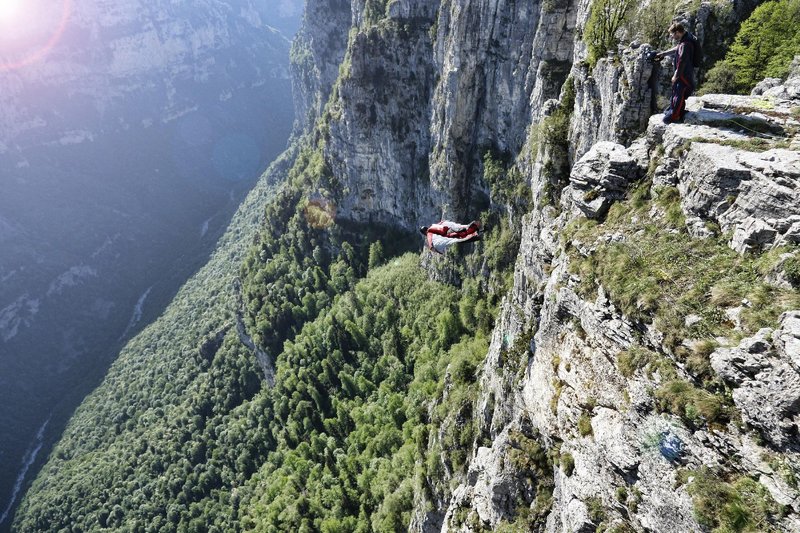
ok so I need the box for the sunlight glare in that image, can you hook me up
[0,0,72,71]
[0,0,22,22]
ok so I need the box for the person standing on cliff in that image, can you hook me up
[655,23,699,124]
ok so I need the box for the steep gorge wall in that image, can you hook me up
[308,0,799,530]
[429,61,800,533]
[300,0,584,231]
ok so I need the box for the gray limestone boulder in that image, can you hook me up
[731,217,779,254]
[676,142,800,252]
[646,108,753,188]
[711,311,800,449]
[777,219,800,247]
[561,141,638,219]
[752,78,783,96]
[763,55,800,100]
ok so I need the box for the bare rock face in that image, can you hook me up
[428,0,576,218]
[678,143,800,252]
[325,6,440,229]
[443,430,525,527]
[434,60,800,529]
[561,141,639,219]
[325,0,581,227]
[731,217,781,254]
[569,45,656,160]
[291,0,352,132]
[711,311,800,450]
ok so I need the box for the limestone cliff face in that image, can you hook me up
[428,0,576,218]
[569,47,656,161]
[325,2,440,228]
[435,72,800,532]
[303,0,800,529]
[321,0,579,229]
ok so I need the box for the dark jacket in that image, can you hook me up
[674,32,697,87]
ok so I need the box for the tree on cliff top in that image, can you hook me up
[703,0,800,94]
[584,0,636,67]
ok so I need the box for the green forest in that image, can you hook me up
[703,0,800,93]
[14,132,524,531]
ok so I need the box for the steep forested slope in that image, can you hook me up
[14,137,519,530]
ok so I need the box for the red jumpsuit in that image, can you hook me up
[425,220,480,254]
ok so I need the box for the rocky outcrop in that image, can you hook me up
[711,311,800,450]
[432,44,800,533]
[679,142,800,251]
[644,83,800,252]
[753,56,800,100]
[561,141,639,219]
[443,429,527,527]
[569,46,657,160]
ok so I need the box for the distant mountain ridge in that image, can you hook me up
[0,0,301,526]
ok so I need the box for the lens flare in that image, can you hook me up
[304,196,337,230]
[0,0,22,22]
[0,0,72,72]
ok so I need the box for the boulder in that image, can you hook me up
[762,55,800,100]
[569,46,656,160]
[731,217,779,254]
[752,78,783,96]
[676,143,800,252]
[711,312,800,449]
[561,142,638,219]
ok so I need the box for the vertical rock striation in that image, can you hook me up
[291,0,352,133]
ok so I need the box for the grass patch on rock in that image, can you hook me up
[678,468,782,532]
[567,183,800,382]
[617,345,657,377]
[578,412,593,437]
